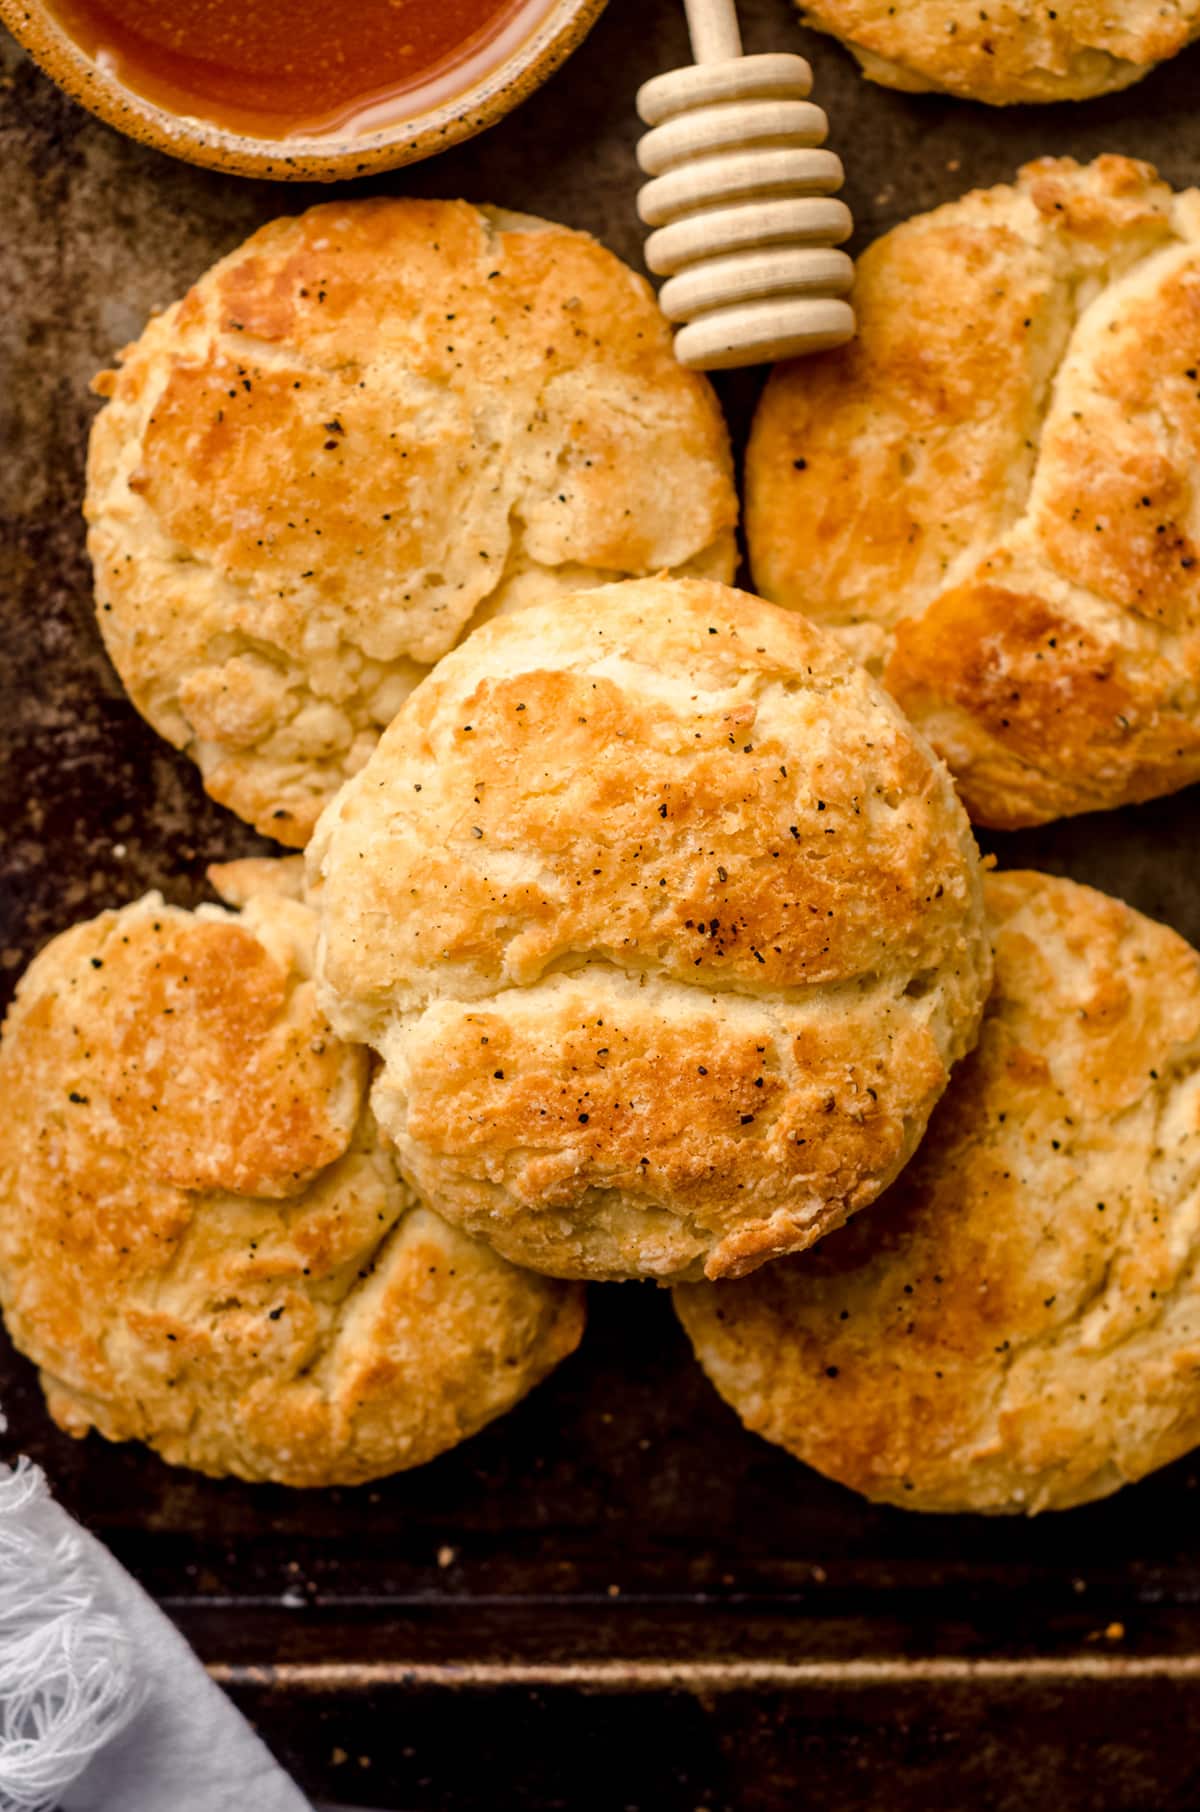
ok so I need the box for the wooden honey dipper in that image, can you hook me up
[636,0,855,370]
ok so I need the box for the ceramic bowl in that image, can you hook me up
[0,0,607,179]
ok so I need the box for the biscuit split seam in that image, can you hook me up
[677,870,1200,1511]
[0,875,584,1484]
[749,158,1200,826]
[312,577,992,1283]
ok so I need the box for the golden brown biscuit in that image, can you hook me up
[798,0,1200,103]
[748,157,1200,829]
[676,870,1200,1514]
[86,198,737,846]
[0,862,584,1485]
[310,575,992,1285]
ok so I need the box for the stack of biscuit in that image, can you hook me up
[4,165,1200,1511]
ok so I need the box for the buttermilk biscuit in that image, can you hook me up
[86,199,737,846]
[748,157,1200,829]
[0,861,584,1485]
[309,576,992,1285]
[798,0,1200,103]
[677,871,1200,1514]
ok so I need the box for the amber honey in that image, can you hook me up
[43,0,551,139]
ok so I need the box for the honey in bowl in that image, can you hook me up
[42,0,556,139]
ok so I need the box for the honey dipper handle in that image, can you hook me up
[636,0,855,368]
[683,0,743,63]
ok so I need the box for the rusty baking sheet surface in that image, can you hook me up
[3,2,1200,1806]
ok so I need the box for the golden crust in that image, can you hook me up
[747,157,1200,828]
[676,870,1200,1514]
[799,0,1200,101]
[86,199,737,846]
[310,576,992,1284]
[208,853,306,906]
[0,874,583,1485]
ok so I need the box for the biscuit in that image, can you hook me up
[676,870,1200,1514]
[748,157,1200,829]
[798,0,1200,102]
[0,861,584,1485]
[86,198,737,846]
[309,575,992,1285]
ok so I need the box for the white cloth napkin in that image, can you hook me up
[0,1459,313,1812]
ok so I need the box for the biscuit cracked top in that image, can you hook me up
[748,157,1200,829]
[676,870,1200,1513]
[86,198,737,845]
[309,576,992,1284]
[0,860,584,1484]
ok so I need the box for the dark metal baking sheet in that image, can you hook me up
[3,3,1200,1806]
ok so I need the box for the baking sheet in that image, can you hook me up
[3,2,1200,1805]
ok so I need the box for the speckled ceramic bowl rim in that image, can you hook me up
[0,0,608,178]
